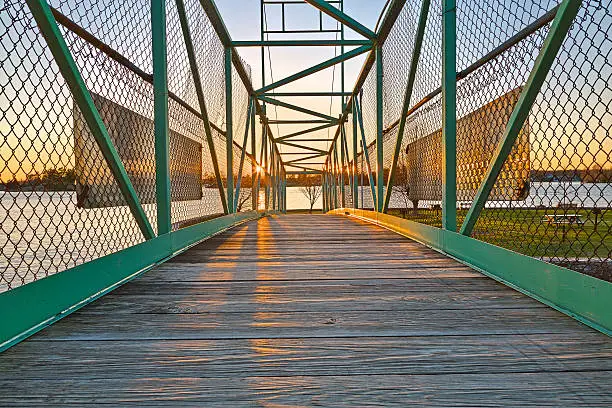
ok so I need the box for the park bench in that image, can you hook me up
[542,213,584,225]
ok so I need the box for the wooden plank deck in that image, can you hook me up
[0,214,610,406]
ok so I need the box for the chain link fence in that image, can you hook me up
[0,0,268,292]
[343,0,611,282]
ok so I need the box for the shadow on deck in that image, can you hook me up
[1,214,610,406]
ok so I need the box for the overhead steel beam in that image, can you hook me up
[284,154,328,164]
[303,0,376,40]
[261,92,353,97]
[256,44,372,94]
[268,119,333,124]
[257,95,338,121]
[233,39,371,47]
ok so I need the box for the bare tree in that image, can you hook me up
[394,150,412,217]
[299,182,322,213]
[236,189,252,212]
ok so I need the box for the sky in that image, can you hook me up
[215,0,388,167]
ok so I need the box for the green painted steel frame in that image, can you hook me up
[25,0,155,240]
[257,96,338,122]
[225,46,234,213]
[442,0,457,231]
[152,0,172,235]
[0,212,265,352]
[329,209,612,336]
[459,0,582,236]
[355,99,377,209]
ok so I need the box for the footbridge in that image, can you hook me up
[1,0,611,405]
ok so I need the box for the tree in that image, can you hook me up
[394,150,412,217]
[299,181,322,213]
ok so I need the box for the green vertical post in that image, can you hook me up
[442,0,457,230]
[176,0,228,214]
[25,0,155,240]
[322,172,327,212]
[340,123,346,208]
[352,99,358,208]
[225,46,234,213]
[152,0,171,235]
[355,100,377,209]
[251,97,257,210]
[383,0,430,212]
[375,45,384,212]
[459,0,582,236]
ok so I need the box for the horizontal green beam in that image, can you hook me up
[330,209,612,336]
[256,44,371,94]
[233,40,371,47]
[0,212,264,352]
[303,0,376,40]
[262,92,353,97]
[257,95,338,122]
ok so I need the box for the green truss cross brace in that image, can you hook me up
[303,0,376,40]
[25,0,155,240]
[459,0,582,236]
[383,0,430,213]
[256,45,372,94]
[284,153,328,164]
[176,0,229,215]
[276,122,338,141]
[257,96,338,122]
[276,141,328,154]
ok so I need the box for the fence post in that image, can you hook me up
[152,0,171,234]
[225,46,234,213]
[352,99,359,208]
[375,45,384,212]
[442,0,457,231]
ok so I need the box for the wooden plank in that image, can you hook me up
[0,213,610,406]
[1,334,610,381]
[1,372,610,406]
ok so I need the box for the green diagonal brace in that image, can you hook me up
[176,0,229,214]
[256,45,372,94]
[276,122,338,141]
[460,0,582,236]
[234,98,253,212]
[383,0,430,213]
[257,95,338,122]
[303,0,376,40]
[25,0,155,240]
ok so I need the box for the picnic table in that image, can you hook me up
[542,213,584,225]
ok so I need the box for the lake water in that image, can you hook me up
[1,182,610,291]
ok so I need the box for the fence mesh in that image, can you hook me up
[0,0,266,292]
[345,0,611,282]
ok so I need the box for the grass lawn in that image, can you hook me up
[388,208,612,259]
